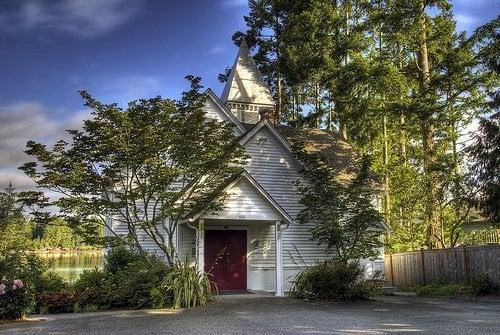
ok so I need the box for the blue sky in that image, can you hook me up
[0,0,498,190]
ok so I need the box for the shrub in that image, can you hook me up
[72,268,106,292]
[161,262,215,309]
[0,279,33,319]
[36,272,69,293]
[73,247,170,310]
[106,255,170,309]
[104,245,144,274]
[72,268,108,312]
[290,260,378,301]
[471,273,497,295]
[37,289,76,314]
[0,254,49,291]
[74,287,110,312]
[416,281,472,297]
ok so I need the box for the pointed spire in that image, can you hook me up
[221,40,275,109]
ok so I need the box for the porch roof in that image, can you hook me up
[190,171,293,224]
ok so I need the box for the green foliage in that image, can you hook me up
[0,280,33,320]
[0,184,32,255]
[20,76,247,264]
[471,273,497,295]
[161,261,215,309]
[467,112,500,224]
[416,281,472,297]
[290,260,380,301]
[72,268,106,293]
[37,289,76,314]
[105,255,170,309]
[236,1,497,252]
[296,153,385,261]
[73,246,170,311]
[416,274,497,297]
[103,245,144,274]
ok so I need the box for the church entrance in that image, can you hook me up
[204,230,247,292]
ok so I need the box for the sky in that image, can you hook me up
[0,0,498,191]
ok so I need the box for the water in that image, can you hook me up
[36,250,104,282]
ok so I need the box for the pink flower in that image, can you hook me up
[12,285,17,291]
[13,279,24,289]
[0,284,5,291]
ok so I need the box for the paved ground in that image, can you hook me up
[1,295,499,335]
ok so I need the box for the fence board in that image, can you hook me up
[385,245,500,288]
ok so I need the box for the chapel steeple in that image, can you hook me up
[221,41,275,124]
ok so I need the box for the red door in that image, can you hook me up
[204,230,247,291]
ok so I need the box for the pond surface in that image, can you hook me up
[35,250,104,282]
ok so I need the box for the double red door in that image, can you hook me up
[204,230,247,291]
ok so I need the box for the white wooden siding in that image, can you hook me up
[202,98,226,121]
[244,127,336,266]
[202,178,281,221]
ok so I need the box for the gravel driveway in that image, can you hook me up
[1,295,499,335]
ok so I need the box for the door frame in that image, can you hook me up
[204,225,249,291]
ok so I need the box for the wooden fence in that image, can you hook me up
[385,245,500,288]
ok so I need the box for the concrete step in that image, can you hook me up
[382,286,399,295]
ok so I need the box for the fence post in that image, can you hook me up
[420,248,426,285]
[389,253,394,285]
[463,246,470,283]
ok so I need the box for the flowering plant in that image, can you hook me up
[0,279,32,319]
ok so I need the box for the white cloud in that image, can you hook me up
[0,0,141,38]
[0,102,88,191]
[208,45,224,55]
[221,0,248,8]
[93,75,169,106]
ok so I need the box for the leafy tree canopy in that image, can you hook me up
[19,76,247,264]
[295,150,385,262]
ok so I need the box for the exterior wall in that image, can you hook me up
[244,127,336,268]
[107,214,168,258]
[203,178,281,221]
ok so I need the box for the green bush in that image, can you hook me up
[72,269,108,311]
[471,273,497,295]
[104,245,144,274]
[0,279,33,319]
[416,281,472,297]
[72,268,106,292]
[38,289,76,314]
[72,247,170,310]
[0,253,69,315]
[74,287,110,312]
[106,255,170,309]
[161,261,215,309]
[290,260,379,301]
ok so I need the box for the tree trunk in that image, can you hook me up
[383,114,391,230]
[315,82,321,127]
[399,113,407,163]
[417,0,439,249]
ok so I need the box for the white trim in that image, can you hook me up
[197,219,205,273]
[204,89,247,134]
[275,220,284,297]
[191,171,293,225]
[240,119,292,153]
[239,119,303,171]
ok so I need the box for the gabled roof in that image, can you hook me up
[278,126,381,188]
[190,171,293,224]
[240,119,293,154]
[204,88,247,134]
[220,41,275,107]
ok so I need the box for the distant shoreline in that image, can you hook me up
[30,249,103,255]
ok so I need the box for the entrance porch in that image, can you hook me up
[190,218,285,296]
[178,172,293,296]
